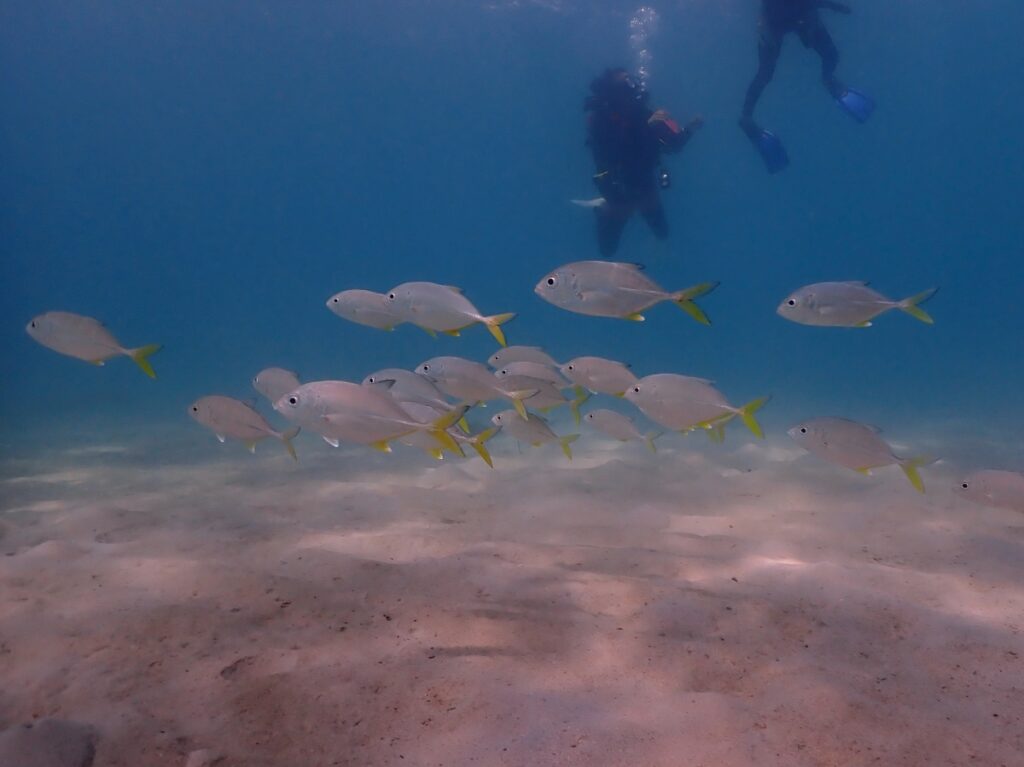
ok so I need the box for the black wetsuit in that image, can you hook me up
[587,105,697,257]
[742,0,849,120]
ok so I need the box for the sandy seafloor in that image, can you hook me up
[1,418,1022,767]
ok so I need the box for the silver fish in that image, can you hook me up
[415,356,537,418]
[274,380,464,454]
[490,410,579,460]
[624,373,768,440]
[26,311,161,378]
[495,361,571,388]
[955,470,1024,512]
[326,289,406,330]
[385,281,515,346]
[777,282,937,327]
[189,395,299,460]
[788,417,932,493]
[560,356,637,396]
[585,409,660,452]
[534,261,718,324]
[253,367,301,404]
[487,346,560,369]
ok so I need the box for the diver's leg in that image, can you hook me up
[803,18,842,97]
[595,205,629,257]
[639,192,669,241]
[741,20,782,121]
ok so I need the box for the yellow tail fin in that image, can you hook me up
[899,456,933,494]
[128,343,162,379]
[512,398,528,420]
[737,395,770,439]
[484,312,516,347]
[280,427,300,461]
[644,431,661,453]
[560,434,580,460]
[671,281,719,326]
[428,409,468,456]
[569,389,591,425]
[469,427,499,468]
[898,288,938,325]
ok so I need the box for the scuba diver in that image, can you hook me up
[739,0,874,174]
[584,68,703,257]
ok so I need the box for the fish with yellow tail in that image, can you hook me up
[534,261,718,325]
[788,417,935,493]
[385,281,515,346]
[189,396,300,460]
[490,410,579,460]
[624,374,769,440]
[777,282,938,328]
[26,311,161,378]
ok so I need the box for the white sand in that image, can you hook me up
[1,429,1022,766]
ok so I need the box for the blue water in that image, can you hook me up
[2,0,1023,464]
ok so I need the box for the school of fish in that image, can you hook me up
[24,264,1023,511]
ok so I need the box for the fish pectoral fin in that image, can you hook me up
[442,329,461,337]
[244,441,257,454]
[625,313,646,322]
[854,467,873,476]
[216,434,227,443]
[854,321,873,328]
[89,359,106,366]
[417,326,438,338]
[370,440,392,453]
[322,436,340,448]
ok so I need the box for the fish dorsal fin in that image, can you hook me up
[322,436,340,448]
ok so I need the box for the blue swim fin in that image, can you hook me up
[836,88,875,123]
[756,129,789,174]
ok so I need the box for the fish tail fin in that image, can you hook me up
[569,389,591,425]
[469,426,500,468]
[428,409,468,457]
[644,431,662,453]
[736,395,771,439]
[127,343,162,379]
[560,434,580,460]
[898,455,936,494]
[671,281,719,326]
[484,313,516,347]
[897,288,938,324]
[512,398,529,420]
[280,426,300,461]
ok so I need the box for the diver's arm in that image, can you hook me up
[649,110,704,154]
[816,1,851,13]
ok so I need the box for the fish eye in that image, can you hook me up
[191,406,198,412]
[331,297,339,304]
[288,396,298,406]
[567,364,574,371]
[30,321,36,328]
[387,292,396,300]
[422,365,429,372]
[633,386,640,393]
[799,427,807,434]
[368,376,376,383]
[787,299,796,306]
[546,277,556,286]
[961,482,969,489]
